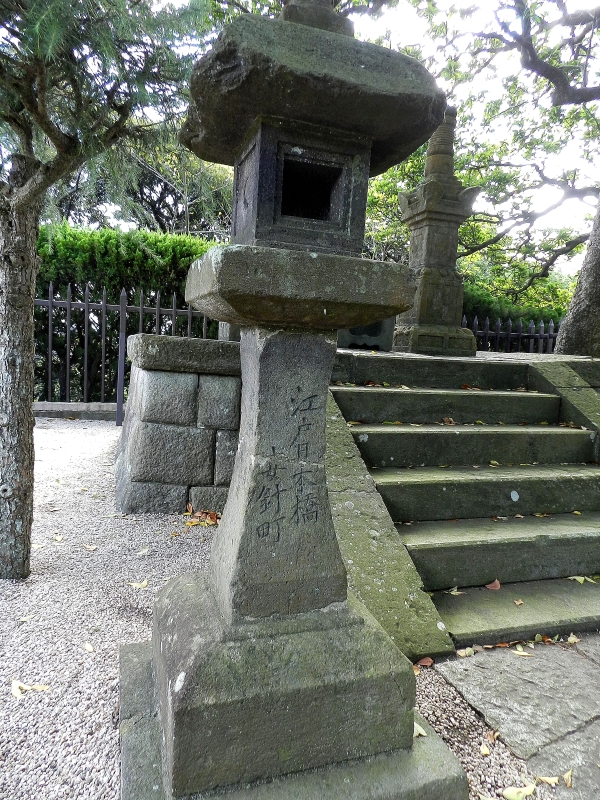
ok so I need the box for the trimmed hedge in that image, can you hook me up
[37,223,213,303]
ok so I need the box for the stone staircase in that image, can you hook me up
[331,353,600,648]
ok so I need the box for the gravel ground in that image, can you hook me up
[0,418,546,800]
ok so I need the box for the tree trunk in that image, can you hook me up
[0,156,44,578]
[555,203,600,357]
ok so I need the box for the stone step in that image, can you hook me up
[354,424,594,468]
[331,386,560,426]
[400,512,600,590]
[332,350,530,390]
[432,577,600,647]
[373,464,600,522]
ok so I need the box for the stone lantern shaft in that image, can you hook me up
[394,107,479,356]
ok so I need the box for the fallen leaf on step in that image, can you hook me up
[563,768,573,788]
[538,776,559,786]
[476,420,484,425]
[515,514,524,519]
[128,579,148,589]
[480,742,491,756]
[485,729,501,743]
[489,460,500,467]
[485,579,501,590]
[442,417,456,425]
[502,786,535,800]
[413,722,427,738]
[534,513,549,517]
[137,547,149,555]
[511,649,533,657]
[11,680,49,700]
[83,642,94,653]
[573,510,582,515]
[83,544,97,552]
[416,657,434,668]
[32,544,45,550]
[52,534,63,542]
[461,384,472,390]
[413,665,420,676]
[444,586,466,596]
[514,599,524,606]
[20,614,35,622]
[568,634,581,644]
[568,576,596,584]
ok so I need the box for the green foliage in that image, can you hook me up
[36,223,212,303]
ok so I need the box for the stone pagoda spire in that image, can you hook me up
[394,106,480,356]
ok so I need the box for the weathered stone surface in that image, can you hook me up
[331,349,530,389]
[180,14,445,176]
[217,321,241,342]
[528,719,600,800]
[214,429,239,485]
[116,473,189,515]
[127,333,241,375]
[120,639,467,800]
[210,328,347,622]
[353,423,593,468]
[33,401,117,421]
[404,512,600,591]
[153,574,415,797]
[375,464,600,522]
[126,418,214,486]
[189,485,229,513]
[129,365,198,426]
[326,393,454,660]
[197,374,241,430]
[337,317,395,351]
[185,245,414,329]
[528,361,590,391]
[230,120,370,256]
[433,577,600,647]
[394,108,478,357]
[437,645,600,759]
[330,385,561,425]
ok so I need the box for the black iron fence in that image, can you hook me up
[34,283,210,425]
[34,283,563,426]
[461,316,560,354]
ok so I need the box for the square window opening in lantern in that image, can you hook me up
[280,158,344,221]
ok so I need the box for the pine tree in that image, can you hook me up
[0,0,208,578]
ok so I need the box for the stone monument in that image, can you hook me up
[394,107,479,356]
[119,4,468,799]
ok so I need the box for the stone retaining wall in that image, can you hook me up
[116,336,242,514]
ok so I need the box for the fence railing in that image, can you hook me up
[35,283,209,425]
[461,316,560,354]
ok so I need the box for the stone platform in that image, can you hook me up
[120,640,468,800]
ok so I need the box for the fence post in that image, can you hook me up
[66,284,71,402]
[47,281,53,402]
[483,317,490,350]
[528,320,535,353]
[83,283,90,403]
[101,286,107,403]
[548,319,555,354]
[505,318,512,353]
[172,293,177,336]
[116,288,127,427]
[538,320,545,354]
[494,318,501,352]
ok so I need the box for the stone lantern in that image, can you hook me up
[119,5,467,800]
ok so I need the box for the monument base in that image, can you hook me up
[120,641,467,800]
[393,324,477,357]
[145,574,419,799]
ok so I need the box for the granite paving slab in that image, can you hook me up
[436,633,600,797]
[436,642,600,759]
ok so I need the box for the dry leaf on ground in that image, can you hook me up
[413,722,427,738]
[84,642,94,653]
[128,578,148,589]
[485,579,501,590]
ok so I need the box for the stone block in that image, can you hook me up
[197,374,241,429]
[120,641,468,800]
[185,245,414,329]
[180,14,445,176]
[130,367,198,426]
[127,333,241,375]
[214,429,239,485]
[116,474,189,515]
[126,417,214,486]
[189,485,229,513]
[153,575,416,798]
